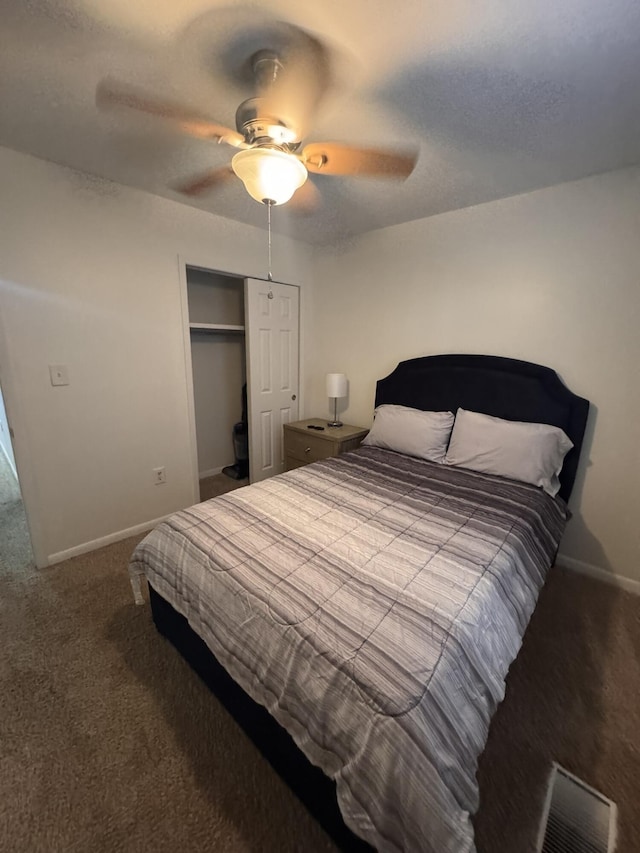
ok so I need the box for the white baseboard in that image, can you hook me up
[199,465,227,479]
[47,514,172,566]
[556,554,640,596]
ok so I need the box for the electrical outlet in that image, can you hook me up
[49,364,69,386]
[153,466,166,485]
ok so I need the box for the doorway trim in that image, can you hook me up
[177,254,305,503]
[0,307,47,568]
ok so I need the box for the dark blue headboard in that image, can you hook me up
[374,354,589,502]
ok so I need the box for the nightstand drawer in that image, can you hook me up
[285,430,336,463]
[283,420,368,473]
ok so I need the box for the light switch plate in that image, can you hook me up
[49,364,69,386]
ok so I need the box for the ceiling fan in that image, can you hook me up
[96,23,418,210]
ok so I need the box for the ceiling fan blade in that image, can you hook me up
[173,166,236,197]
[96,78,246,148]
[301,143,417,179]
[288,178,320,213]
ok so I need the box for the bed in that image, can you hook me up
[129,354,589,852]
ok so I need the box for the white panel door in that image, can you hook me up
[245,279,299,483]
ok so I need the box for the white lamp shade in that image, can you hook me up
[326,373,347,398]
[231,148,308,205]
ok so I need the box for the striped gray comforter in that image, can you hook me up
[129,446,568,852]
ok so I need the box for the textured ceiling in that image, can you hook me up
[1,0,640,245]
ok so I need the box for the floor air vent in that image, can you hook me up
[537,764,617,853]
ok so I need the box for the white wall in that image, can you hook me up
[0,146,313,565]
[310,167,640,585]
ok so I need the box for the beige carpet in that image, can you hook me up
[199,472,248,502]
[475,567,640,852]
[1,497,638,850]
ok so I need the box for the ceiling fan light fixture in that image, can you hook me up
[231,148,307,205]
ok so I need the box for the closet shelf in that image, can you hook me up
[189,322,245,333]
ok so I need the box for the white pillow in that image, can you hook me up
[444,408,573,497]
[362,405,455,463]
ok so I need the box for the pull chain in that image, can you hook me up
[266,199,273,283]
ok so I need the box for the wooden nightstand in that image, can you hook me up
[283,419,369,471]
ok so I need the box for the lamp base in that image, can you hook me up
[327,420,343,428]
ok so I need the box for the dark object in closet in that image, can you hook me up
[222,384,249,480]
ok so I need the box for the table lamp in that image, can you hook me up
[326,373,348,427]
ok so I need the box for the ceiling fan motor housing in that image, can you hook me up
[235,98,299,148]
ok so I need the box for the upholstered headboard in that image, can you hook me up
[374,354,589,502]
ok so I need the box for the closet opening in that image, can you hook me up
[186,266,248,502]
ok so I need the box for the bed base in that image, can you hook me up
[149,585,373,852]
